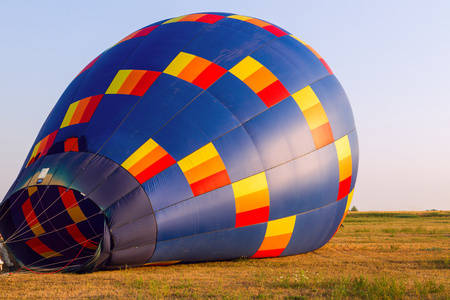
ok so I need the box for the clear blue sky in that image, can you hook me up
[1,1,449,211]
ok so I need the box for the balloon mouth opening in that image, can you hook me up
[0,185,104,272]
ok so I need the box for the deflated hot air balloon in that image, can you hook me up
[0,12,358,272]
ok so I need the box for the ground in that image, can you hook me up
[1,211,448,299]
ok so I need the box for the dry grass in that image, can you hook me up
[1,211,448,299]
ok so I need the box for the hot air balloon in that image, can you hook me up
[0,12,358,272]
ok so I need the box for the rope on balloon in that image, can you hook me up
[9,240,89,275]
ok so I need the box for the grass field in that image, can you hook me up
[1,211,448,299]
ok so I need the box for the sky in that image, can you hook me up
[0,1,449,211]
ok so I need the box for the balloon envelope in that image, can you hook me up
[0,12,358,272]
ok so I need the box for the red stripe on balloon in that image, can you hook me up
[257,80,290,107]
[41,130,58,157]
[130,71,161,96]
[251,248,284,258]
[64,138,79,152]
[79,95,103,123]
[337,176,352,201]
[22,199,40,229]
[25,237,56,255]
[135,154,176,184]
[65,224,98,250]
[190,169,231,196]
[134,25,158,38]
[320,58,333,74]
[235,206,270,228]
[191,63,227,89]
[196,14,225,24]
[58,187,78,209]
[263,25,288,37]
